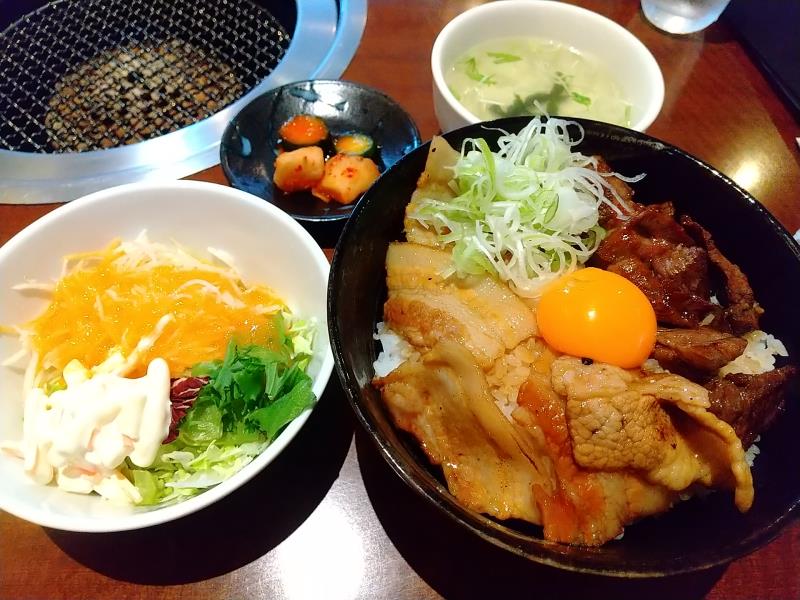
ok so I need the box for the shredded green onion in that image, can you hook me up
[571,92,592,106]
[487,51,522,64]
[463,57,495,85]
[408,117,643,296]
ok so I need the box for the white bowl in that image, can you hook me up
[431,0,664,132]
[0,181,334,532]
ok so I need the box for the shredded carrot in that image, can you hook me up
[24,236,285,378]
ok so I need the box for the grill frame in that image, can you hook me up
[0,0,293,153]
[0,0,367,204]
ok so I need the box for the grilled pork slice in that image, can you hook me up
[384,242,537,368]
[377,341,678,546]
[551,357,754,513]
[378,341,755,545]
[376,340,551,523]
[403,136,461,249]
[384,290,505,367]
[515,365,675,545]
[706,366,797,447]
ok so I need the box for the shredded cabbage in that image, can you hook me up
[127,440,269,505]
[408,117,643,296]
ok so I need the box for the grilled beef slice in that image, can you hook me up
[653,327,747,382]
[589,163,786,448]
[680,215,763,334]
[705,366,797,447]
[590,203,714,327]
[594,156,644,230]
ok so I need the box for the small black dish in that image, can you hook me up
[220,79,421,223]
[328,116,800,577]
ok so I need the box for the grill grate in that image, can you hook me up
[0,0,291,153]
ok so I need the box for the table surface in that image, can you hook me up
[2,1,799,598]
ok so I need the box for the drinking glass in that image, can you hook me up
[641,0,732,34]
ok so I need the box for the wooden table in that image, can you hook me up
[2,1,799,598]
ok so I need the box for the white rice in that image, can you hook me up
[372,323,537,418]
[641,358,666,374]
[713,330,788,466]
[744,436,761,467]
[699,295,721,326]
[372,322,418,377]
[719,330,788,376]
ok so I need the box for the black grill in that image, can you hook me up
[0,0,291,153]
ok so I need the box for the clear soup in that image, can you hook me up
[445,37,631,127]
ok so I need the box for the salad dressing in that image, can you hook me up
[13,358,171,503]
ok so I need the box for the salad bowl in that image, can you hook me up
[0,180,334,532]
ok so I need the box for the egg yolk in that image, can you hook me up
[536,267,657,369]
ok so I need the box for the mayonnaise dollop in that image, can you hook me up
[8,358,171,504]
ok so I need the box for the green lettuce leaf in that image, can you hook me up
[128,312,317,504]
[177,398,223,446]
[247,378,314,440]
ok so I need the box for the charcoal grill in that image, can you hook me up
[0,0,366,203]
